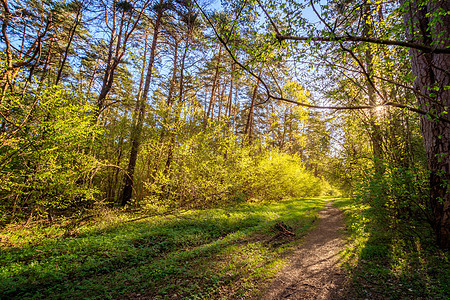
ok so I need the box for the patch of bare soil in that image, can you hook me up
[260,201,348,300]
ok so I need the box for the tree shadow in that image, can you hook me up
[0,198,324,299]
[335,201,450,300]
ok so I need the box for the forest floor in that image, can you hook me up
[0,197,328,299]
[260,201,348,300]
[2,198,448,299]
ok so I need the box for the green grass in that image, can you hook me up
[333,197,450,299]
[0,197,327,299]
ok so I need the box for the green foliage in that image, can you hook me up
[245,151,323,201]
[141,120,324,208]
[0,197,325,299]
[117,97,327,210]
[334,197,450,299]
[0,84,99,221]
[354,162,430,233]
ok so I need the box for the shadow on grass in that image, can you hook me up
[0,197,326,299]
[333,198,450,300]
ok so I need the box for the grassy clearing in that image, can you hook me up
[334,198,450,299]
[0,197,326,299]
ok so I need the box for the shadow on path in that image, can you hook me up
[261,201,348,299]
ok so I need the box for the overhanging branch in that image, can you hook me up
[276,35,450,54]
[193,0,450,124]
[254,0,450,54]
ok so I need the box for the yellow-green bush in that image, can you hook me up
[244,151,323,202]
[0,85,99,221]
[141,119,324,208]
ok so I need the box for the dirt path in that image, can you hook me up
[260,201,347,300]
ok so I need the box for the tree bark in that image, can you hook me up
[244,71,261,144]
[167,39,179,107]
[160,38,181,184]
[95,1,150,121]
[403,0,450,248]
[121,0,164,206]
[362,1,383,166]
[217,81,224,120]
[55,5,82,85]
[206,46,222,120]
[226,62,235,119]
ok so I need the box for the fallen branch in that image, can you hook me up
[274,222,295,236]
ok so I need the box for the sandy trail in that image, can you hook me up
[261,201,347,300]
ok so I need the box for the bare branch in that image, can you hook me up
[193,0,450,124]
[278,35,450,54]
[254,0,450,53]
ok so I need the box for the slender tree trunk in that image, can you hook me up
[403,0,450,248]
[95,0,150,120]
[121,0,164,206]
[233,83,238,131]
[363,1,383,165]
[162,36,188,182]
[178,36,190,103]
[85,56,101,99]
[167,40,179,107]
[203,88,209,114]
[226,63,234,119]
[206,46,222,120]
[55,6,81,85]
[244,71,261,144]
[217,81,224,120]
[96,18,116,120]
[133,32,150,123]
[40,39,54,84]
[148,37,178,184]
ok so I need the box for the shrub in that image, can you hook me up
[142,129,325,209]
[354,162,430,233]
[0,85,99,221]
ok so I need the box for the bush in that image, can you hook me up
[0,85,99,221]
[354,161,430,233]
[244,151,323,202]
[140,121,325,209]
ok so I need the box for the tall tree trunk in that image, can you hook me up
[162,36,188,181]
[217,81,224,120]
[244,71,261,144]
[148,37,178,185]
[38,39,54,86]
[167,39,179,107]
[403,0,450,248]
[363,1,383,165]
[206,46,222,120]
[121,0,164,206]
[55,5,82,85]
[96,17,117,120]
[178,36,190,103]
[233,83,238,130]
[226,62,235,119]
[95,1,150,121]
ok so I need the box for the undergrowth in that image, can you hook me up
[0,197,326,299]
[334,198,450,299]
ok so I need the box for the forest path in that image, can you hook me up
[260,201,348,300]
